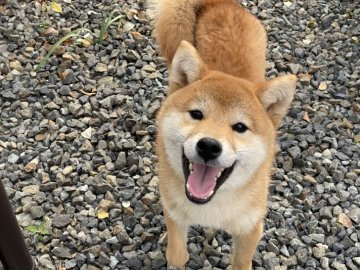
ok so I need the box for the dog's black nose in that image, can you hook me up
[196,138,222,161]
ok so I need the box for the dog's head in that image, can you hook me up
[157,41,297,204]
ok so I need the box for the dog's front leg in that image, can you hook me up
[164,211,189,269]
[231,222,263,270]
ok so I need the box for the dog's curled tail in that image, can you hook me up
[147,0,200,64]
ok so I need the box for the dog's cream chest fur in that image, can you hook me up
[161,182,264,235]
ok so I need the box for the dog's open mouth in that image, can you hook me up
[182,152,235,204]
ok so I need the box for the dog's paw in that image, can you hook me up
[168,266,185,270]
[166,248,189,269]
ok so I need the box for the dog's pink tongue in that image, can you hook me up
[187,163,221,198]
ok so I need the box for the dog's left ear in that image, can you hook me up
[256,75,297,128]
[169,40,208,92]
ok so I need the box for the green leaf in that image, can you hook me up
[35,234,42,242]
[26,221,50,236]
[39,227,49,235]
[41,3,47,12]
[50,1,62,13]
[26,225,39,233]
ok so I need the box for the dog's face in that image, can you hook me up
[157,41,297,204]
[159,74,274,204]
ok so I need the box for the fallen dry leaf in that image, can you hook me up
[342,119,353,129]
[298,73,312,80]
[137,10,147,19]
[24,158,39,173]
[353,103,360,113]
[123,21,135,32]
[158,232,167,245]
[127,8,138,15]
[299,188,311,200]
[53,46,66,56]
[97,209,109,219]
[270,167,278,176]
[98,199,114,211]
[35,134,45,141]
[298,73,311,86]
[130,31,143,40]
[43,27,58,36]
[62,52,77,61]
[79,38,93,47]
[79,87,97,96]
[303,175,317,184]
[62,38,74,46]
[69,91,79,99]
[58,69,69,81]
[337,213,352,228]
[318,82,327,91]
[9,60,23,72]
[303,111,311,122]
[57,261,65,270]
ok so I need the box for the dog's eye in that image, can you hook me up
[189,110,203,120]
[233,122,248,133]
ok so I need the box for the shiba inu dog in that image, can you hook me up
[148,0,297,269]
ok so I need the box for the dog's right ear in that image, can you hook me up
[256,75,297,129]
[169,41,208,92]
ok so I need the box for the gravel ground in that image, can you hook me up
[0,0,359,269]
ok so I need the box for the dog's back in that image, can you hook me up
[149,0,267,83]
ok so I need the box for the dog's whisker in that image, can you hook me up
[236,150,256,155]
[239,161,252,181]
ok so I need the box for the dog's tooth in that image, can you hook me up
[216,171,222,178]
[202,191,214,200]
[189,163,193,171]
[186,183,190,190]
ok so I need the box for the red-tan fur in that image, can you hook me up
[148,0,297,269]
[151,0,266,83]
